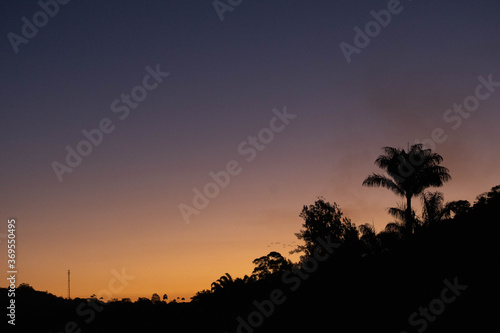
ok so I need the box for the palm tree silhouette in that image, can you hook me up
[421,191,448,227]
[421,191,472,227]
[362,144,451,236]
[210,273,233,292]
[387,202,419,232]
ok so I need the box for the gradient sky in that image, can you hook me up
[1,0,499,301]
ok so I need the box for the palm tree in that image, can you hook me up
[421,191,447,226]
[421,191,471,227]
[387,202,419,229]
[362,144,451,236]
[210,273,233,292]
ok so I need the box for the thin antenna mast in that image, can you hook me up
[68,270,71,299]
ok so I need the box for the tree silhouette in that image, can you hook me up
[4,184,499,332]
[162,294,168,302]
[251,251,292,279]
[291,198,358,258]
[444,199,470,218]
[386,201,420,235]
[362,144,451,236]
[386,192,470,232]
[210,273,233,292]
[151,293,161,304]
[475,185,500,205]
[420,191,452,227]
[359,223,380,257]
[136,297,151,305]
[18,283,34,290]
[191,289,211,302]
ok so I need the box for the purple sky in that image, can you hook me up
[1,0,499,300]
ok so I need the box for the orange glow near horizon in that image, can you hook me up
[3,144,498,301]
[2,0,499,306]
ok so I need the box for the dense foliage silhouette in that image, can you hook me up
[3,183,497,332]
[363,144,451,236]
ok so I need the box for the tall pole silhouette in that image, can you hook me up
[68,270,71,299]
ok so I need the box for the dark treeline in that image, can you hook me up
[3,146,498,333]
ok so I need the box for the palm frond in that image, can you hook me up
[362,173,405,197]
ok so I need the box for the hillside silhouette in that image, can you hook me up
[2,148,498,332]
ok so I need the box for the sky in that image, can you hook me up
[1,0,499,301]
